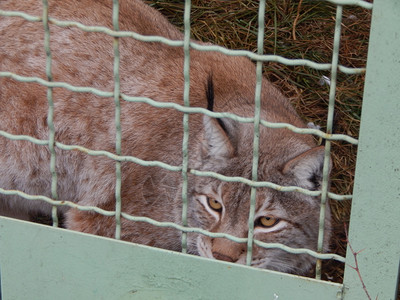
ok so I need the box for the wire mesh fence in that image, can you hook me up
[1,0,398,299]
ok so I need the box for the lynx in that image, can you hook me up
[0,0,331,275]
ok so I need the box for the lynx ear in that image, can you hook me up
[202,115,234,159]
[282,146,329,190]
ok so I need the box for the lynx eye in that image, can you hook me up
[258,216,280,228]
[207,197,222,212]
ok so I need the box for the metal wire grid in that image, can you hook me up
[0,0,372,280]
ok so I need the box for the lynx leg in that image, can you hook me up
[65,209,117,238]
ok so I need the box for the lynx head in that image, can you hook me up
[186,113,332,276]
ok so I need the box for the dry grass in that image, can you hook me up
[146,0,372,283]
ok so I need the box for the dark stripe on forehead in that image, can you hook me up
[256,195,276,212]
[285,219,313,239]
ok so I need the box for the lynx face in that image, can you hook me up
[186,116,331,275]
[188,183,328,274]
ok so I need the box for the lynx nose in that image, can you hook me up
[212,252,235,263]
[211,237,246,263]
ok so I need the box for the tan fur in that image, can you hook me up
[0,0,331,275]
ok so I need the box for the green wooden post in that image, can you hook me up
[342,0,400,299]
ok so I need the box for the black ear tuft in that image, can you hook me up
[206,74,214,112]
[205,74,227,133]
